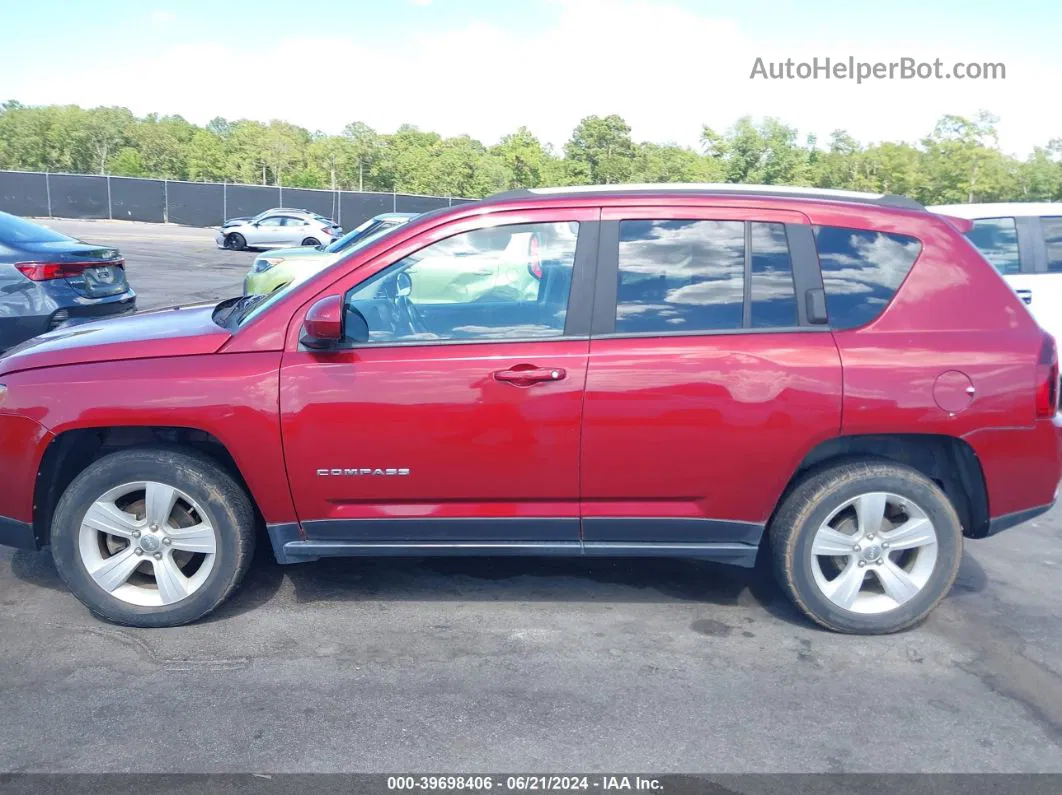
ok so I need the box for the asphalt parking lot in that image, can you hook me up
[1,220,1061,774]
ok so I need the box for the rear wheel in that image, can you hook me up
[770,460,962,634]
[301,237,321,247]
[50,447,256,627]
[224,232,246,251]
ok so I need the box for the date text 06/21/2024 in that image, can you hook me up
[386,776,663,791]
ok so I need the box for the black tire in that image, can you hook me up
[224,232,247,251]
[50,446,256,628]
[301,237,321,247]
[769,459,962,635]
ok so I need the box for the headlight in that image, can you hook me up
[253,257,283,273]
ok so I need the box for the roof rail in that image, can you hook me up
[484,184,924,211]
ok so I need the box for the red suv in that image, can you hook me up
[0,185,1059,634]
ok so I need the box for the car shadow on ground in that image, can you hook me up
[9,540,989,631]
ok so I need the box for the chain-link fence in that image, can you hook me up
[0,170,476,229]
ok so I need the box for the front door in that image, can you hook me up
[281,208,600,549]
[579,206,843,558]
[245,215,284,247]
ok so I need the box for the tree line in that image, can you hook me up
[1,101,1060,204]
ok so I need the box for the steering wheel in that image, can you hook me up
[393,272,429,337]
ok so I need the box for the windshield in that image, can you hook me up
[0,212,72,244]
[234,220,408,327]
[324,217,378,253]
[325,215,413,253]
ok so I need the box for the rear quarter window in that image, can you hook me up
[813,226,922,330]
[965,217,1021,275]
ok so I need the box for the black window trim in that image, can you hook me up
[589,218,824,340]
[330,218,601,351]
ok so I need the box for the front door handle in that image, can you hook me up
[493,365,567,386]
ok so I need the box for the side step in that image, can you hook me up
[268,525,758,568]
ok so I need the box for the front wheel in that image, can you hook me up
[224,232,247,251]
[770,460,962,635]
[50,447,256,627]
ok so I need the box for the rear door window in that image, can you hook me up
[964,217,1021,275]
[813,226,922,330]
[615,220,745,333]
[1041,217,1062,273]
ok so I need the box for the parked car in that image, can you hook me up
[0,211,135,352]
[928,202,1062,344]
[216,211,341,251]
[1,184,1059,633]
[245,213,416,295]
[220,207,314,227]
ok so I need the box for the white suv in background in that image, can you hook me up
[930,203,1062,342]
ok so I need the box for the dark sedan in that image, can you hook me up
[0,212,135,352]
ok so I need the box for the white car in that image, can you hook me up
[929,202,1062,343]
[216,211,342,252]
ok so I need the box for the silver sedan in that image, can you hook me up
[216,212,342,251]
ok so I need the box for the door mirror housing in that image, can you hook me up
[395,271,413,298]
[301,295,344,350]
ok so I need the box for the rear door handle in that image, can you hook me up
[493,366,566,386]
[1016,288,1032,305]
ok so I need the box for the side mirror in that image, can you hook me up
[396,271,413,298]
[301,295,344,350]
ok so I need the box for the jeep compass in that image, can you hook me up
[0,184,1058,634]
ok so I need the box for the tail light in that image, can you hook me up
[1036,334,1059,418]
[527,235,543,279]
[15,260,124,281]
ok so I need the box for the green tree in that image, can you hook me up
[341,121,380,191]
[703,116,811,185]
[77,106,135,174]
[186,129,226,182]
[564,114,635,185]
[632,142,723,183]
[491,127,558,188]
[920,111,1015,204]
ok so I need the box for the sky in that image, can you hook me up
[2,0,1061,156]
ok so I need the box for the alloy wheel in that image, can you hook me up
[809,491,938,614]
[77,481,218,607]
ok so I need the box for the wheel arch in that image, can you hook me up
[33,425,264,547]
[774,434,990,539]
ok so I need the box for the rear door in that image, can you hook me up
[578,205,843,559]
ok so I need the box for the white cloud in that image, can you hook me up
[9,0,1060,156]
[150,10,176,24]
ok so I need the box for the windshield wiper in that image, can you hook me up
[230,293,269,326]
[211,294,265,328]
